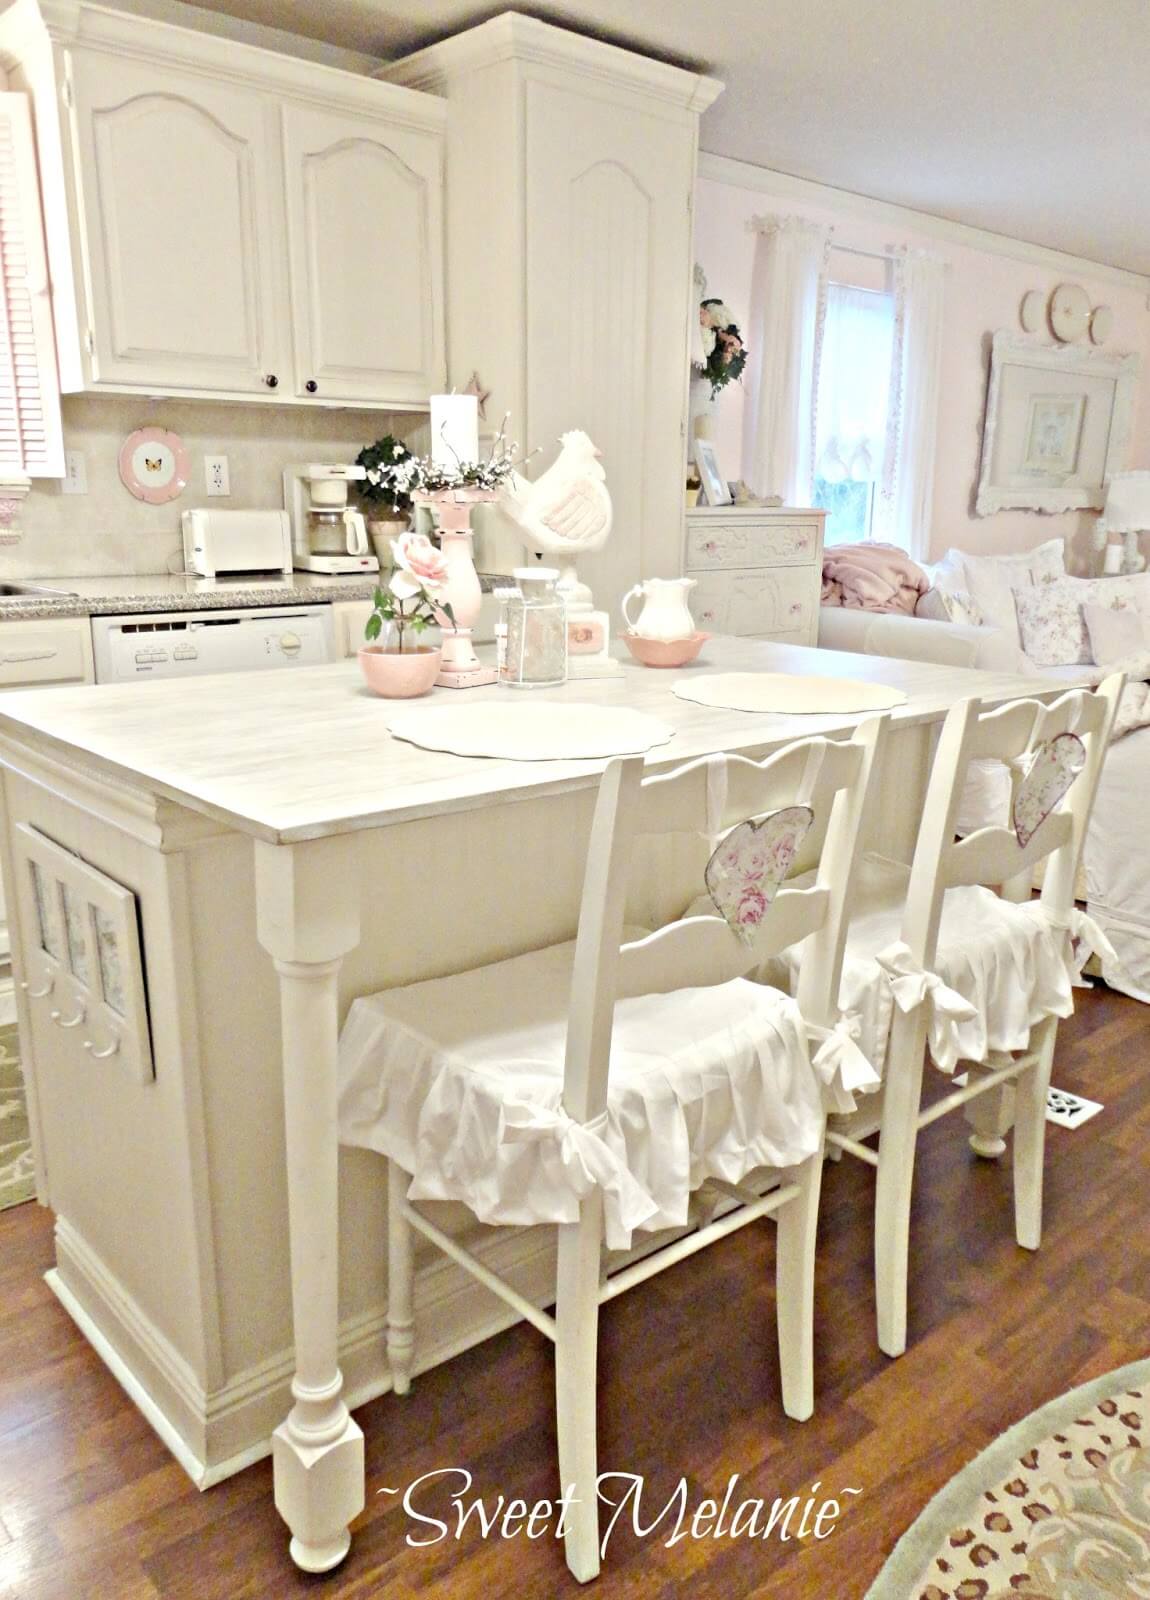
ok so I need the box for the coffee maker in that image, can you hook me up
[283,463,379,576]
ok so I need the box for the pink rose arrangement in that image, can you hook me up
[364,530,455,654]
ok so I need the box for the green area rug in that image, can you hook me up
[867,1356,1149,1599]
[0,1023,35,1210]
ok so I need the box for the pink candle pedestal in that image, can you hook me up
[418,489,498,689]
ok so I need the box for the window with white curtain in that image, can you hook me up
[812,280,894,543]
[0,91,63,481]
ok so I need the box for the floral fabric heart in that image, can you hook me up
[704,805,814,942]
[1012,732,1086,848]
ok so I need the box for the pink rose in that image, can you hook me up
[390,531,449,599]
[737,889,768,928]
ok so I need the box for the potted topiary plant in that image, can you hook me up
[355,435,419,565]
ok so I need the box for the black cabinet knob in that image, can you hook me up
[264,373,278,388]
[306,379,318,394]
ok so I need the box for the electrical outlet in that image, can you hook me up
[62,450,88,495]
[204,455,230,496]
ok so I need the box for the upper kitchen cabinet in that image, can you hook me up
[0,0,446,408]
[385,17,721,608]
[281,104,443,406]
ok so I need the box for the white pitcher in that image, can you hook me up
[621,577,697,640]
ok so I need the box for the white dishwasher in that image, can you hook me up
[91,605,337,682]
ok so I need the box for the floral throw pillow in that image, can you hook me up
[915,586,984,627]
[1013,582,1093,666]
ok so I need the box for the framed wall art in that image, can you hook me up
[976,331,1140,515]
[693,438,732,507]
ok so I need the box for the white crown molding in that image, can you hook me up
[698,150,1150,292]
[384,12,723,115]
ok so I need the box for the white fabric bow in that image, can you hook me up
[805,1017,882,1115]
[499,1102,658,1245]
[1043,905,1120,986]
[874,942,979,1073]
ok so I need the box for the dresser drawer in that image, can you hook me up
[0,617,94,688]
[692,567,818,644]
[685,519,819,571]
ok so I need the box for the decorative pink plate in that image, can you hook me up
[118,426,189,505]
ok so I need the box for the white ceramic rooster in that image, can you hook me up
[501,429,612,607]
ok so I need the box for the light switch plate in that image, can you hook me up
[204,455,230,496]
[62,450,87,495]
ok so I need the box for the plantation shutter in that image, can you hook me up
[0,91,63,478]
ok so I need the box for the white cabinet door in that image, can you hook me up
[524,81,695,612]
[70,53,286,393]
[281,104,445,405]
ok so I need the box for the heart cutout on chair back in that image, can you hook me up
[1012,732,1086,848]
[704,805,814,942]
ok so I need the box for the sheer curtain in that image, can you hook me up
[741,215,828,504]
[880,249,946,558]
[815,284,894,489]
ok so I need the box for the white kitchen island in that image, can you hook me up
[0,636,1045,1572]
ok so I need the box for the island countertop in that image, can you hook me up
[0,636,1045,845]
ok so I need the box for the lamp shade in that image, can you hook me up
[1102,470,1150,532]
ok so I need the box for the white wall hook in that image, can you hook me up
[83,1036,120,1059]
[50,1003,85,1028]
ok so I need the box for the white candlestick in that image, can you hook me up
[430,394,479,469]
[1103,542,1124,574]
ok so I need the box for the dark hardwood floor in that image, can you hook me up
[1,982,1147,1599]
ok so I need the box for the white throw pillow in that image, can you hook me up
[1013,581,1092,666]
[915,586,984,627]
[1083,601,1148,665]
[959,539,1067,642]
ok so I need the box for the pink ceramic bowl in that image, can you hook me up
[621,631,710,668]
[358,644,442,698]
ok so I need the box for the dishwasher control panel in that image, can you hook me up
[91,605,337,682]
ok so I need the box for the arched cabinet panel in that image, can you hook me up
[282,106,444,404]
[71,56,284,392]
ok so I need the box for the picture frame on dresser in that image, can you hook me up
[683,506,826,645]
[693,439,733,506]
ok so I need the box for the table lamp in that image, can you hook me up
[1097,471,1150,575]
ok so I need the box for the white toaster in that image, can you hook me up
[181,509,294,578]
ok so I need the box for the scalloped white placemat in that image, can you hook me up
[672,671,908,714]
[386,702,675,760]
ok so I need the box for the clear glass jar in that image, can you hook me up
[500,567,567,688]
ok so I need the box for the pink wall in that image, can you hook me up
[694,173,1150,570]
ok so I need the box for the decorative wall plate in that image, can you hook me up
[1090,305,1114,345]
[118,427,189,504]
[1020,289,1046,334]
[1049,283,1090,343]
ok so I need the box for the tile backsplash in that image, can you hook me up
[3,395,429,578]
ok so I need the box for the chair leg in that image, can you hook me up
[1012,1016,1058,1251]
[387,1160,415,1396]
[873,1015,927,1360]
[554,1193,603,1584]
[964,1063,1016,1159]
[775,1148,823,1422]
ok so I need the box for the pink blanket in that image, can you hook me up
[821,542,931,614]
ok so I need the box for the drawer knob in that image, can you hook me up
[305,379,318,394]
[264,373,279,389]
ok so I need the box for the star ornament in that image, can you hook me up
[463,372,491,421]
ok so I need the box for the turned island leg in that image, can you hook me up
[255,837,363,1573]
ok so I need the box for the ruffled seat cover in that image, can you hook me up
[337,939,826,1251]
[773,853,1108,1076]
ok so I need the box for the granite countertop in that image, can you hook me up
[0,571,506,621]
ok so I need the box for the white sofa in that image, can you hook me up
[818,605,1150,1004]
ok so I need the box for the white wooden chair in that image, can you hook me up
[783,677,1123,1360]
[337,717,887,1582]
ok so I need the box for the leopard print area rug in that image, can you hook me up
[0,1024,34,1210]
[867,1358,1149,1600]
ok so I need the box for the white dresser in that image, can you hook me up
[684,507,826,645]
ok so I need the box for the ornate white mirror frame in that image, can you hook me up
[976,330,1140,515]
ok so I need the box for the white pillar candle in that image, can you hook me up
[430,394,479,469]
[1103,542,1124,574]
